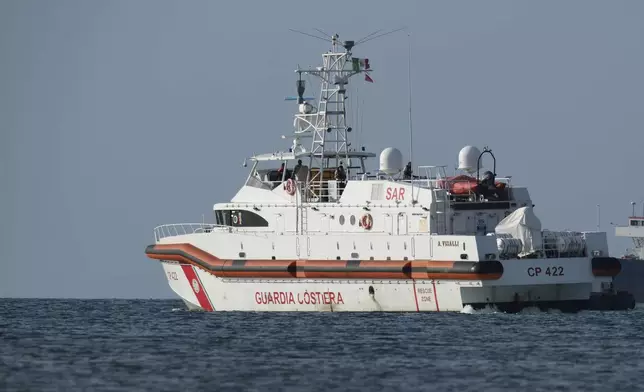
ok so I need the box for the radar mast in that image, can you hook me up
[292,33,371,200]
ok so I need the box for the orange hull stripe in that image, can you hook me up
[145,244,503,281]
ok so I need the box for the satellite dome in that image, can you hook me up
[379,147,403,175]
[458,145,481,174]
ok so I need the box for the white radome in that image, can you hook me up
[379,147,403,175]
[458,145,481,174]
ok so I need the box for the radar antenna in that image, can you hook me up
[285,31,372,201]
[284,28,405,201]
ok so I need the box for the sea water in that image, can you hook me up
[1,299,642,391]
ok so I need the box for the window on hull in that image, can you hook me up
[215,209,269,227]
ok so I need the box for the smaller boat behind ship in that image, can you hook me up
[145,32,634,313]
[610,211,644,306]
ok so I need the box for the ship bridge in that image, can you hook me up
[615,214,644,259]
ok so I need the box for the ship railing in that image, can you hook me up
[343,175,513,202]
[344,173,512,189]
[247,177,513,187]
[243,176,512,202]
[395,176,512,190]
[154,223,221,242]
[243,178,346,202]
[153,223,277,242]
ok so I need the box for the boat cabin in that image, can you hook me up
[628,217,644,227]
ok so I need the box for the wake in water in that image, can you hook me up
[460,304,563,314]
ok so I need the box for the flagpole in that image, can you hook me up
[407,32,413,170]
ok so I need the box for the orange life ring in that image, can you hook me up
[283,178,296,195]
[361,213,373,230]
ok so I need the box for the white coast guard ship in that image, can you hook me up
[146,33,627,313]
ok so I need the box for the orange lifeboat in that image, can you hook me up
[438,175,506,195]
[438,175,479,195]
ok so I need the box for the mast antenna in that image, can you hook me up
[407,31,413,172]
[288,28,330,43]
[285,28,405,201]
[288,27,407,50]
[353,27,407,48]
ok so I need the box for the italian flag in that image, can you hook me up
[352,58,370,71]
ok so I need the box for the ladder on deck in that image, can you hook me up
[300,203,308,235]
[296,181,308,235]
[432,189,448,235]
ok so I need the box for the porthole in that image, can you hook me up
[350,215,356,225]
[339,215,345,225]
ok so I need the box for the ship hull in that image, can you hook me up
[614,258,644,302]
[159,260,599,313]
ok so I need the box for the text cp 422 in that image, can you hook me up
[527,266,564,277]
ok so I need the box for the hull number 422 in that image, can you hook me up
[527,266,564,277]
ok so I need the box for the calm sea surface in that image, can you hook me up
[1,299,642,391]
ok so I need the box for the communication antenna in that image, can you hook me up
[407,31,415,203]
[283,28,406,201]
[312,28,333,39]
[407,32,413,171]
[288,27,407,51]
[354,27,408,48]
[288,28,330,43]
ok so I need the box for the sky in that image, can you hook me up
[1,0,643,298]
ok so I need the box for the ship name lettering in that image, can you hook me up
[527,266,564,277]
[255,291,344,305]
[385,187,405,201]
[437,240,459,247]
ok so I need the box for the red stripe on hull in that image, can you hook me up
[180,265,214,311]
[412,280,420,312]
[431,281,440,311]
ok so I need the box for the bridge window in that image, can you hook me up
[215,209,269,227]
[631,220,640,226]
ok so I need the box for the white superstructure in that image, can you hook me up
[615,210,644,260]
[145,32,626,313]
